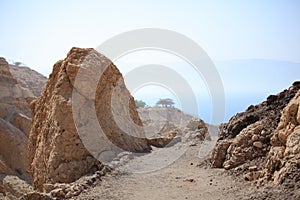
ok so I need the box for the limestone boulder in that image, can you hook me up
[29,47,151,191]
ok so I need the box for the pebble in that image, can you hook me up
[253,141,263,148]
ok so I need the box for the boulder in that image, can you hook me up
[148,128,180,148]
[29,47,151,191]
[183,118,210,143]
[2,175,33,200]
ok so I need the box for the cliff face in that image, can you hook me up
[29,47,151,191]
[210,82,300,188]
[0,57,36,182]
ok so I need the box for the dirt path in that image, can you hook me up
[75,139,257,200]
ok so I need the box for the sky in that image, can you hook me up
[1,0,300,123]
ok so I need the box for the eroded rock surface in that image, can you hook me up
[29,47,151,191]
[138,107,210,147]
[211,82,300,195]
[263,90,300,187]
[0,57,38,183]
[9,64,47,97]
[211,82,300,169]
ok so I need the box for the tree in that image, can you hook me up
[156,98,175,108]
[14,61,22,66]
[135,100,146,108]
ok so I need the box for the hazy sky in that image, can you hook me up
[1,0,300,123]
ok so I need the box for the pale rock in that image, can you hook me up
[253,141,263,149]
[251,134,259,141]
[148,128,180,148]
[29,48,151,191]
[11,113,31,137]
[0,118,30,181]
[2,175,33,199]
[211,82,300,173]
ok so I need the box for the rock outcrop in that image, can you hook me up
[138,107,210,147]
[0,57,37,183]
[138,107,194,137]
[211,82,300,190]
[29,47,151,191]
[263,89,300,187]
[9,64,47,97]
[1,175,33,200]
[211,82,300,170]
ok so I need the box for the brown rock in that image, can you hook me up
[0,57,45,183]
[183,118,210,143]
[253,141,263,149]
[20,192,53,200]
[29,47,151,191]
[137,107,194,137]
[211,82,300,169]
[2,175,33,199]
[0,118,30,181]
[211,140,231,168]
[265,90,300,185]
[0,57,33,119]
[148,128,180,148]
[10,113,31,137]
[248,165,258,172]
[220,121,265,169]
[9,64,47,97]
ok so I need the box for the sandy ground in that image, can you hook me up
[75,138,261,200]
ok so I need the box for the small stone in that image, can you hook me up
[253,141,263,148]
[251,135,259,141]
[249,166,257,172]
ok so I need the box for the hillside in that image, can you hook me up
[0,57,46,198]
[9,65,47,97]
[0,51,299,200]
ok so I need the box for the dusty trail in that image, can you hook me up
[76,138,258,200]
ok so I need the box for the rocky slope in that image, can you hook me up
[9,64,47,97]
[262,89,300,187]
[29,47,151,192]
[137,107,194,136]
[0,57,47,199]
[0,57,37,182]
[138,107,210,147]
[211,81,300,198]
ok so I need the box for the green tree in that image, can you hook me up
[135,100,146,108]
[156,98,175,108]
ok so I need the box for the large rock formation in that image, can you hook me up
[0,57,38,182]
[211,82,300,170]
[263,90,300,187]
[211,82,300,192]
[29,47,151,191]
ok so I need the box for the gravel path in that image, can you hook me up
[75,138,258,200]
